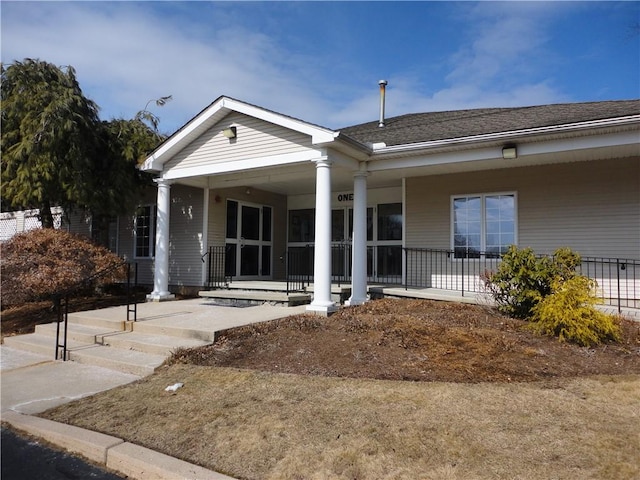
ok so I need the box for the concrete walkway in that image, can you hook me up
[1,299,307,480]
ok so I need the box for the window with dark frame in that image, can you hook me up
[134,205,156,258]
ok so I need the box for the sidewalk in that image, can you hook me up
[1,299,307,480]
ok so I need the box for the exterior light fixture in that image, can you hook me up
[502,145,517,159]
[222,126,237,139]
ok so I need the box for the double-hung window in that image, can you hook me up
[452,193,516,258]
[134,205,156,258]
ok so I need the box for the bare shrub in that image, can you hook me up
[1,229,126,308]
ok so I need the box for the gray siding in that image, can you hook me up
[165,112,313,175]
[168,185,205,288]
[406,157,640,259]
[117,189,157,286]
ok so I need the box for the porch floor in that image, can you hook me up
[200,280,640,321]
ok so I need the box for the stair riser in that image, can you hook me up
[132,324,215,342]
[98,336,177,356]
[3,336,55,357]
[35,324,103,345]
[68,316,125,331]
[68,351,157,377]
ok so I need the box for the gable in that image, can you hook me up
[163,112,315,177]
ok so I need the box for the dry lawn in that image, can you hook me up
[40,299,640,480]
[42,366,639,480]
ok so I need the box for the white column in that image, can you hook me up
[201,187,209,287]
[347,169,368,305]
[147,178,175,301]
[307,157,337,315]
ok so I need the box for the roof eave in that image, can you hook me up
[370,115,640,157]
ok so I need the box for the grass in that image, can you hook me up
[41,365,640,480]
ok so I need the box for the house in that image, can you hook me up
[128,95,638,314]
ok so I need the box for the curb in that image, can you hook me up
[2,411,236,480]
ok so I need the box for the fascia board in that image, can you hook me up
[221,98,338,144]
[370,115,640,158]
[141,99,231,171]
[141,97,341,172]
[368,129,639,172]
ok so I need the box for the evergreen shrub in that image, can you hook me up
[483,246,581,319]
[529,276,621,347]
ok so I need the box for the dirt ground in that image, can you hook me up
[171,298,640,383]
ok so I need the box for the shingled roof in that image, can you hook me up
[339,99,640,147]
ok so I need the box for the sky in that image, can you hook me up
[2,1,639,135]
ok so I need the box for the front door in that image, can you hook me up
[225,200,272,279]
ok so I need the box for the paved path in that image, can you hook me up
[1,299,308,480]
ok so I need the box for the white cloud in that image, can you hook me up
[0,1,595,134]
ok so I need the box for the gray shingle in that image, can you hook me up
[339,100,640,147]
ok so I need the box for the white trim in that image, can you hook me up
[163,149,324,180]
[142,96,337,172]
[370,117,640,156]
[201,188,209,286]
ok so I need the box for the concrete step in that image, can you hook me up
[35,322,123,345]
[131,321,216,343]
[99,331,210,356]
[3,333,90,358]
[68,345,166,376]
[198,289,311,306]
[67,312,125,331]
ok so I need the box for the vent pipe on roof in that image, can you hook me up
[378,80,387,128]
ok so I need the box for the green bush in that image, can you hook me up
[483,246,581,319]
[529,276,621,347]
[1,228,127,308]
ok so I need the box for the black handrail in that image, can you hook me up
[53,258,138,361]
[203,246,231,289]
[285,246,311,294]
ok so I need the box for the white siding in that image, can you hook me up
[164,112,313,175]
[406,157,640,259]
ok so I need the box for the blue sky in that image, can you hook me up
[2,1,639,135]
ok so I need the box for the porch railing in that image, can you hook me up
[285,246,312,293]
[403,247,639,312]
[203,246,231,289]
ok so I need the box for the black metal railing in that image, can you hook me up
[404,248,501,296]
[403,247,639,312]
[202,246,231,289]
[578,257,639,310]
[55,259,138,361]
[285,246,312,294]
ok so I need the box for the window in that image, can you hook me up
[452,193,516,258]
[288,209,315,243]
[378,203,402,241]
[134,205,156,258]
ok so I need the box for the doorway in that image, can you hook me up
[225,200,272,279]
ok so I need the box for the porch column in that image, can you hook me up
[147,178,175,301]
[307,157,337,315]
[347,169,368,305]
